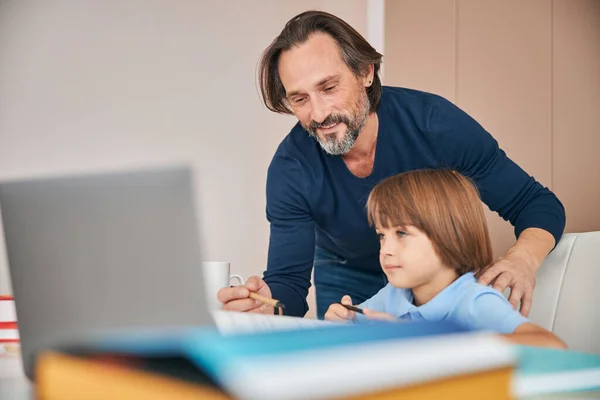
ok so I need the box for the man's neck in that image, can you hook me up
[342,112,379,161]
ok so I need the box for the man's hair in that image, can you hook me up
[258,10,383,115]
[367,169,494,275]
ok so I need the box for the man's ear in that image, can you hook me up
[364,64,375,87]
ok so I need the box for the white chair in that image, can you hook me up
[528,231,600,354]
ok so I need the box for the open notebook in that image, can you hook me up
[210,310,336,335]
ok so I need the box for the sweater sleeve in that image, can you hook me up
[427,97,565,244]
[262,153,315,317]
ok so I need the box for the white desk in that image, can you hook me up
[0,355,33,400]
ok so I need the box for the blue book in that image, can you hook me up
[514,346,600,397]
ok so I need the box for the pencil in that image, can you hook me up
[249,292,286,310]
[337,302,364,314]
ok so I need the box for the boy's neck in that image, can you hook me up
[411,268,460,306]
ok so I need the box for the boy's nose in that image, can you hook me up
[380,240,394,256]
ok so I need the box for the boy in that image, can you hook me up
[325,170,566,349]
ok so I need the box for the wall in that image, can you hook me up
[0,0,368,320]
[384,0,600,257]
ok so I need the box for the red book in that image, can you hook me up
[0,296,19,344]
[0,321,17,329]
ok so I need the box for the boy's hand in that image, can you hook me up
[324,295,357,322]
[362,308,398,322]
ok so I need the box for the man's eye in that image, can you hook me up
[293,97,306,104]
[324,86,336,92]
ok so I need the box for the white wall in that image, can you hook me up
[0,0,368,317]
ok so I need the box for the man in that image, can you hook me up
[218,10,565,319]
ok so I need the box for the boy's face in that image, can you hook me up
[376,225,446,289]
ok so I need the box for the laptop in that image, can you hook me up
[0,166,214,380]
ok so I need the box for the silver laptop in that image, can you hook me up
[0,166,214,380]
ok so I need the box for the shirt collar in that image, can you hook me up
[411,272,476,321]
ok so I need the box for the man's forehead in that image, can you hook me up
[278,34,348,93]
[291,32,341,58]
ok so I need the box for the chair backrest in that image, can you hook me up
[528,231,600,354]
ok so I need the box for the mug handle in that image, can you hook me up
[229,274,245,286]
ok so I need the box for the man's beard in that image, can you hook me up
[304,91,371,156]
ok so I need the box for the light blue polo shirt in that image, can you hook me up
[356,272,529,333]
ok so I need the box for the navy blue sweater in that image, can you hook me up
[264,87,565,317]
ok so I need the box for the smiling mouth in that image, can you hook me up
[318,122,340,131]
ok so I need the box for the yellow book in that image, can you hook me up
[36,351,231,400]
[37,351,513,400]
[346,366,513,400]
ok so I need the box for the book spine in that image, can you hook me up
[0,297,19,354]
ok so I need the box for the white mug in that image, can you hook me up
[202,261,244,310]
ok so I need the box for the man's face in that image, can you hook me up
[278,33,371,155]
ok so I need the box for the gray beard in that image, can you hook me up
[306,92,371,156]
[315,123,361,155]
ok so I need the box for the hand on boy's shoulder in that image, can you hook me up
[476,248,538,317]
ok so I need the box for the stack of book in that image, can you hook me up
[0,295,19,355]
[35,319,516,399]
[32,313,600,399]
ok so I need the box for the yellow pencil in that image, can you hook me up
[248,292,286,310]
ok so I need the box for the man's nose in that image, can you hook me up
[309,96,329,124]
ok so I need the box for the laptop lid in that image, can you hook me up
[0,166,213,380]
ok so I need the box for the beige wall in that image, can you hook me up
[0,0,368,316]
[385,0,600,257]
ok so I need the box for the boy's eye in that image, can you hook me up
[396,230,407,237]
[377,233,384,240]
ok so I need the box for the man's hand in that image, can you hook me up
[477,227,555,317]
[217,276,274,314]
[477,247,538,316]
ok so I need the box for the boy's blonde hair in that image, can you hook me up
[367,169,493,275]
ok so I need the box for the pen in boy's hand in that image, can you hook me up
[337,302,364,314]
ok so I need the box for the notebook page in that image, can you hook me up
[211,310,338,335]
